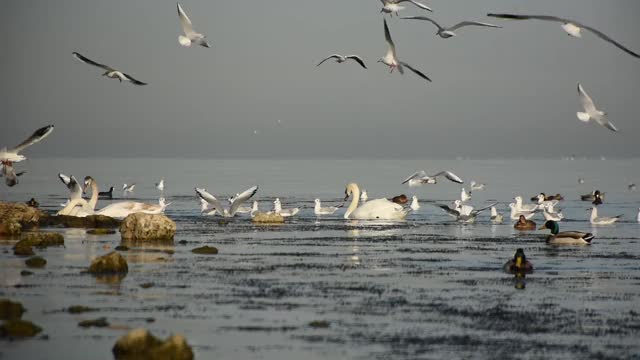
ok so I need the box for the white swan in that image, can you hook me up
[410,196,420,211]
[274,198,299,217]
[314,199,339,215]
[195,185,258,217]
[343,183,409,220]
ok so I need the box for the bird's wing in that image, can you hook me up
[434,203,460,217]
[402,170,427,184]
[472,202,498,215]
[577,83,597,114]
[486,14,569,23]
[384,19,398,60]
[11,125,54,153]
[58,173,82,199]
[121,72,148,86]
[580,24,640,58]
[316,54,341,66]
[602,120,619,132]
[432,170,464,184]
[16,171,26,177]
[400,16,443,31]
[399,0,433,12]
[229,185,259,215]
[345,55,367,69]
[399,62,431,82]
[195,187,226,212]
[72,52,112,71]
[58,173,72,187]
[177,3,196,36]
[449,21,502,31]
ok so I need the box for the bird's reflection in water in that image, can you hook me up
[514,272,527,290]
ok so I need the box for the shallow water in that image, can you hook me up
[1,158,640,359]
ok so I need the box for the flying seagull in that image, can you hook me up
[401,16,501,38]
[402,170,463,187]
[58,173,83,201]
[577,83,617,132]
[379,19,431,82]
[0,125,54,163]
[317,54,367,69]
[177,3,210,48]
[380,0,432,16]
[0,163,26,187]
[72,52,147,85]
[486,13,640,59]
[195,185,258,217]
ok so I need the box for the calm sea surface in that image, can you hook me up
[1,158,640,359]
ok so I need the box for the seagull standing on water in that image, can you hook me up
[72,52,147,85]
[317,54,367,69]
[380,0,432,16]
[177,3,211,48]
[401,16,501,38]
[576,83,617,132]
[486,13,640,59]
[379,19,431,82]
[314,199,339,216]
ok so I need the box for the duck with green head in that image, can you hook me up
[538,220,594,245]
[503,248,533,274]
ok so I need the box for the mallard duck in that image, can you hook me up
[503,248,533,274]
[538,220,594,245]
[25,198,39,208]
[514,215,536,231]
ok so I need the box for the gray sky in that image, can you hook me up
[1,0,640,158]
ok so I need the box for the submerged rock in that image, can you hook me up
[68,305,96,314]
[112,328,194,360]
[252,212,285,224]
[0,319,42,338]
[0,221,22,236]
[88,252,128,275]
[0,299,25,320]
[40,214,121,229]
[18,232,64,248]
[191,246,218,255]
[25,256,47,268]
[20,270,34,276]
[115,245,130,251]
[78,317,109,328]
[87,228,117,235]
[13,243,34,256]
[309,320,330,328]
[120,213,176,243]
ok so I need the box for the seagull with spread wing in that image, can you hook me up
[576,83,617,132]
[195,185,258,217]
[317,54,367,69]
[380,0,432,17]
[177,3,210,48]
[486,13,640,59]
[402,16,501,38]
[402,170,464,187]
[378,19,431,82]
[72,52,147,85]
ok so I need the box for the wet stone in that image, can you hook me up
[14,243,34,256]
[252,212,285,224]
[0,320,42,338]
[18,232,64,248]
[0,299,25,321]
[309,320,330,329]
[0,221,22,236]
[78,317,110,328]
[88,252,128,275]
[25,256,46,268]
[20,270,34,276]
[120,213,176,242]
[115,245,130,251]
[87,228,117,235]
[68,305,97,314]
[40,214,121,229]
[140,282,155,289]
[112,328,194,360]
[191,246,219,255]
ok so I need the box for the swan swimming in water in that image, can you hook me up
[343,183,410,220]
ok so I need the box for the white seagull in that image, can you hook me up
[317,54,367,69]
[401,16,501,38]
[436,200,496,223]
[0,163,26,187]
[542,203,564,222]
[470,181,486,191]
[460,188,472,202]
[314,199,339,216]
[195,185,258,218]
[58,173,83,202]
[410,196,420,211]
[156,179,165,192]
[490,206,503,224]
[200,198,218,216]
[122,183,136,196]
[402,170,463,187]
[509,203,536,220]
[177,3,211,48]
[379,19,431,82]
[72,52,147,85]
[514,196,538,212]
[274,198,299,217]
[576,83,617,132]
[227,193,252,214]
[360,190,369,202]
[380,0,432,16]
[637,208,640,223]
[589,207,622,225]
[486,13,640,59]
[0,125,54,163]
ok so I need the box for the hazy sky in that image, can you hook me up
[1,0,640,158]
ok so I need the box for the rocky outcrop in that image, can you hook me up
[252,212,285,224]
[191,246,218,255]
[39,214,121,229]
[0,319,42,338]
[88,252,128,275]
[0,299,25,321]
[120,213,176,243]
[25,256,46,268]
[0,202,45,235]
[13,232,64,256]
[112,329,194,360]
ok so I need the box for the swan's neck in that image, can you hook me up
[88,181,99,210]
[344,186,360,219]
[58,198,86,215]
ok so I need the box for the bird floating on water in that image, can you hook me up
[72,52,147,85]
[401,16,501,38]
[539,220,593,245]
[503,248,533,274]
[589,207,622,225]
[314,199,339,216]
